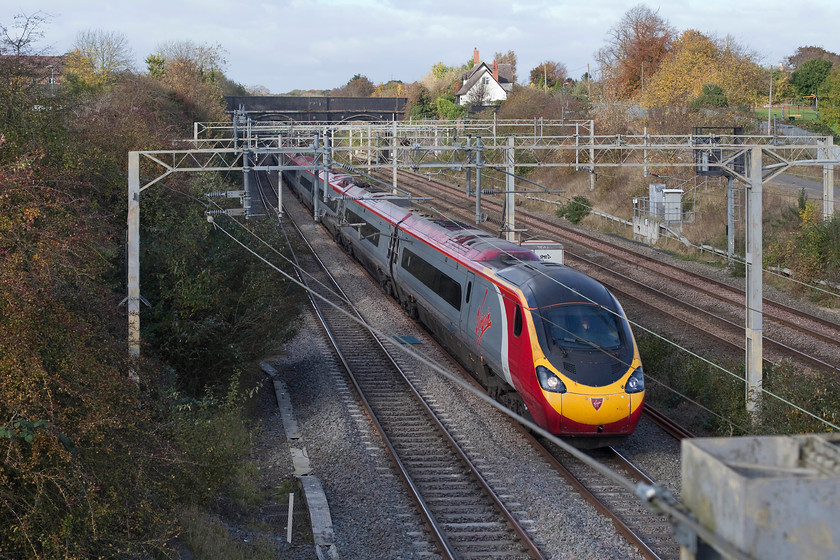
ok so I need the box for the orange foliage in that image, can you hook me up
[642,30,765,107]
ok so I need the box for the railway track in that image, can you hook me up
[538,435,682,560]
[258,169,694,558]
[279,194,544,559]
[381,169,840,375]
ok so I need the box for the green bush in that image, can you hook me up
[169,373,259,505]
[556,195,592,224]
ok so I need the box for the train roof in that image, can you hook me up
[497,262,615,308]
[287,154,542,270]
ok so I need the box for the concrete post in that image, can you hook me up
[277,135,283,219]
[392,120,398,192]
[323,134,331,204]
[243,149,253,217]
[127,151,140,380]
[506,136,516,241]
[313,134,321,222]
[822,136,835,219]
[465,135,472,197]
[589,120,596,191]
[727,177,735,266]
[745,147,763,415]
[475,137,483,225]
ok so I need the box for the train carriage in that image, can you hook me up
[282,154,645,446]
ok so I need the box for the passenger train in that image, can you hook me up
[282,155,645,447]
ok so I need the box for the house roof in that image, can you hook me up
[455,62,514,97]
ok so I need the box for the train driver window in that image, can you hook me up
[513,304,522,337]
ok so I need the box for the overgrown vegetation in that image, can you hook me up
[1,13,297,559]
[638,333,840,436]
[3,5,839,557]
[764,192,840,289]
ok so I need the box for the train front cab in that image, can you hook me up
[501,266,645,445]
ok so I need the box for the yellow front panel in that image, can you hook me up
[562,392,630,424]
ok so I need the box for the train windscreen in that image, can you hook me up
[540,303,623,351]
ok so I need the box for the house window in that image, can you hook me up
[482,76,489,85]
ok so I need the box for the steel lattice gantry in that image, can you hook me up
[128,121,838,411]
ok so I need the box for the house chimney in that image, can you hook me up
[473,48,479,66]
[493,60,499,82]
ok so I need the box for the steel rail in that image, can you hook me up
[279,195,544,559]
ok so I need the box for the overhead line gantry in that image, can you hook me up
[128,117,838,413]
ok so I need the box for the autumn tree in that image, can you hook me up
[595,4,675,99]
[406,83,436,119]
[787,46,840,70]
[373,79,405,97]
[641,30,764,108]
[333,74,374,96]
[818,64,840,128]
[63,29,133,88]
[772,67,796,103]
[422,60,467,99]
[149,40,227,121]
[156,40,226,79]
[529,60,568,91]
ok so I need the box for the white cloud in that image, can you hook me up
[2,0,838,92]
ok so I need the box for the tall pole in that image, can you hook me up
[276,136,283,219]
[822,136,835,220]
[745,147,764,415]
[312,133,321,222]
[767,65,773,134]
[323,133,331,205]
[475,137,483,225]
[243,148,253,218]
[589,120,596,191]
[727,177,736,266]
[505,136,516,241]
[392,120,398,192]
[127,151,140,381]
[465,135,472,196]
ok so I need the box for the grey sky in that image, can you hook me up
[2,1,838,93]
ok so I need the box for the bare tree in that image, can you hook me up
[494,50,518,83]
[467,80,488,107]
[0,11,52,121]
[155,40,227,77]
[70,29,133,80]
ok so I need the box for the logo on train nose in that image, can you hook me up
[590,397,604,411]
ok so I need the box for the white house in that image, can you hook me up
[455,49,514,106]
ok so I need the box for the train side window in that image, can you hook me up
[401,248,461,311]
[465,281,472,304]
[300,176,313,193]
[346,210,380,246]
[513,304,522,337]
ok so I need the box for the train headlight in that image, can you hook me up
[537,366,567,394]
[625,367,645,394]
